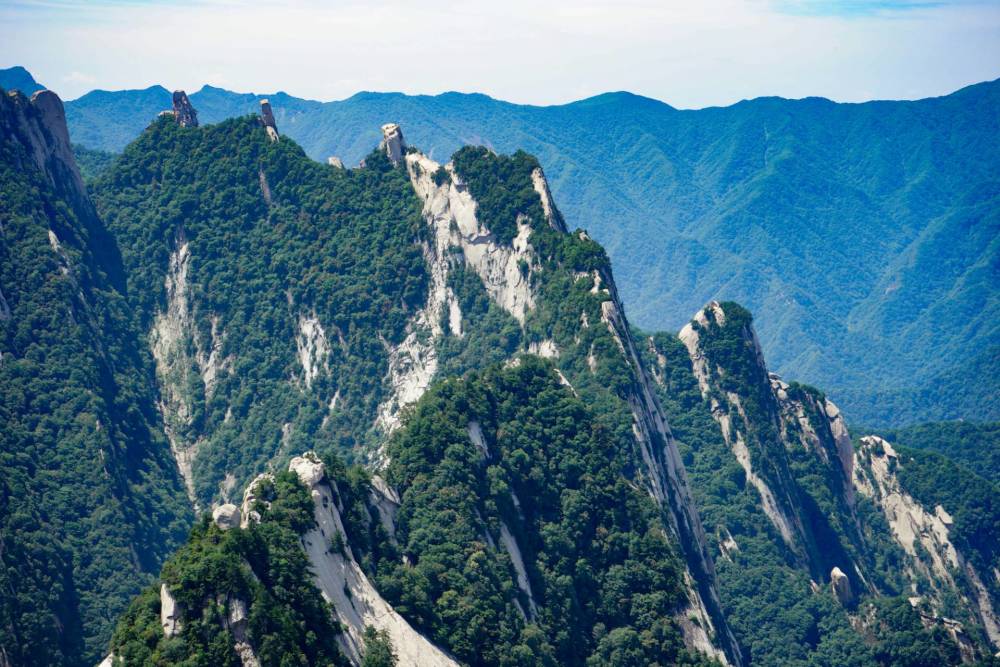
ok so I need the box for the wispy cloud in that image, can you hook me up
[772,0,947,17]
[62,71,96,85]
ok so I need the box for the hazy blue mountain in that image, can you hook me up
[65,85,172,151]
[47,70,1000,427]
[0,66,45,94]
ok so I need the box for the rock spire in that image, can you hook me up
[171,90,198,127]
[259,99,278,141]
[380,123,406,165]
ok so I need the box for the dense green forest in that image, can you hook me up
[42,66,1000,427]
[91,115,430,504]
[375,357,704,666]
[0,89,192,665]
[72,143,117,181]
[110,469,347,666]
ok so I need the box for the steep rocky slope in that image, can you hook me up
[90,99,742,664]
[854,436,1000,659]
[642,300,1000,664]
[0,87,191,665]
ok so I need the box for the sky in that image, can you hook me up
[2,0,999,107]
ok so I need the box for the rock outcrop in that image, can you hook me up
[678,301,862,580]
[854,436,1000,652]
[530,166,566,232]
[160,583,182,637]
[288,453,459,666]
[0,87,86,205]
[212,503,241,530]
[599,290,738,665]
[149,229,230,505]
[831,566,853,605]
[380,122,405,165]
[171,90,198,127]
[679,303,808,554]
[259,99,278,141]
[373,148,535,437]
[371,142,742,665]
[327,156,344,169]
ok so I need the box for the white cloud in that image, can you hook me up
[2,0,998,105]
[61,70,96,85]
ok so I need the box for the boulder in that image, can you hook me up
[289,452,325,488]
[830,566,853,605]
[380,123,406,165]
[212,503,241,530]
[172,90,199,127]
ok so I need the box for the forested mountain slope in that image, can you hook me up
[0,87,191,665]
[639,301,1000,665]
[4,79,998,667]
[26,66,1000,426]
[88,98,745,664]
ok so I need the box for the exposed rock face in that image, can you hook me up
[222,595,260,667]
[239,472,273,528]
[149,230,230,505]
[0,88,86,206]
[160,583,182,637]
[530,167,566,232]
[327,156,344,169]
[527,339,559,358]
[831,566,853,605]
[772,375,854,505]
[598,292,738,666]
[296,314,329,389]
[212,503,241,530]
[373,149,535,439]
[367,145,741,664]
[854,436,1000,651]
[380,122,406,165]
[678,301,861,580]
[171,90,199,127]
[368,474,400,543]
[679,303,805,554]
[259,99,278,141]
[287,453,459,666]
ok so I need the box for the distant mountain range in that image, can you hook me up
[4,65,997,427]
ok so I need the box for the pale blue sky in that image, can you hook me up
[2,0,998,107]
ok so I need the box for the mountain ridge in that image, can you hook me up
[16,65,996,427]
